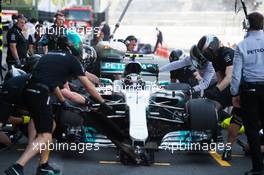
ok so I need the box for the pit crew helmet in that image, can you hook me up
[57,30,83,57]
[197,35,220,61]
[82,45,98,69]
[124,35,137,45]
[169,49,186,62]
[190,45,208,69]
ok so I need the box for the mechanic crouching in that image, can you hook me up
[231,12,264,175]
[191,35,244,161]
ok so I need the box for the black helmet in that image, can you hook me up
[190,35,220,68]
[23,54,42,72]
[190,45,208,69]
[197,35,220,60]
[82,45,97,69]
[169,49,186,62]
[124,35,137,45]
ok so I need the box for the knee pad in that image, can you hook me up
[221,116,245,134]
[220,117,232,129]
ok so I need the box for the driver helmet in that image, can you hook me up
[169,49,186,62]
[57,30,83,57]
[82,45,97,67]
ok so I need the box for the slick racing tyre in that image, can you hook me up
[187,98,218,141]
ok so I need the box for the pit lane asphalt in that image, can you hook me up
[0,133,251,175]
[1,48,251,175]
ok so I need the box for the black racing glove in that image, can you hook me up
[186,87,195,96]
[146,66,159,74]
[14,59,22,68]
[98,102,115,116]
[204,86,221,100]
[61,100,74,110]
[190,87,196,94]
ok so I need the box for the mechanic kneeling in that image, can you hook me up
[231,12,264,175]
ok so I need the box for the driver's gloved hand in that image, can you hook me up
[14,59,22,68]
[98,102,115,115]
[204,86,221,100]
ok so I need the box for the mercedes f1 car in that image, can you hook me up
[0,42,218,165]
[57,42,218,165]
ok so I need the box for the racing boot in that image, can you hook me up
[4,164,24,175]
[36,163,60,175]
[222,149,232,161]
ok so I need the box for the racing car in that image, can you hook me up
[56,41,218,164]
[0,42,218,165]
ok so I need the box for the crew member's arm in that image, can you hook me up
[78,76,104,103]
[216,65,233,91]
[9,31,20,60]
[61,82,86,105]
[193,71,203,81]
[28,45,34,56]
[193,62,215,92]
[43,46,48,55]
[9,43,19,60]
[28,35,34,56]
[216,50,234,91]
[85,72,100,85]
[159,56,191,72]
[230,46,243,96]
